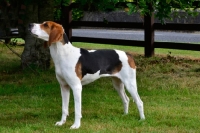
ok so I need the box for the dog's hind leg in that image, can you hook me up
[112,77,130,114]
[55,84,70,126]
[121,70,145,120]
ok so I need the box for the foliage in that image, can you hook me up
[3,0,199,23]
[127,0,199,23]
[54,7,62,21]
[9,38,18,47]
[72,8,84,20]
[54,0,124,20]
[55,0,199,23]
[54,0,84,20]
[75,0,121,11]
[54,0,68,20]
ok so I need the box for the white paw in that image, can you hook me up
[123,112,128,115]
[70,123,80,129]
[139,117,145,121]
[55,120,66,126]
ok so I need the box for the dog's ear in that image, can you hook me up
[48,28,63,45]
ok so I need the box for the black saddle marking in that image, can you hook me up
[78,49,122,77]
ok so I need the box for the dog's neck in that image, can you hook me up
[61,33,69,44]
[49,41,79,63]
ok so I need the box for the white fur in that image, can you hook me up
[30,22,145,129]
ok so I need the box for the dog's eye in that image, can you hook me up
[43,23,48,27]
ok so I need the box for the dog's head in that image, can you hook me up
[29,21,68,46]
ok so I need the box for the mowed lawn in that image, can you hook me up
[0,42,200,133]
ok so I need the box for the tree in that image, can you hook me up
[126,0,199,23]
[0,0,66,69]
[73,0,199,23]
[19,0,54,69]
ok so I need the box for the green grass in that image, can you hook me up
[73,42,200,58]
[0,42,200,132]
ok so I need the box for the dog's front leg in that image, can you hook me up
[55,85,70,126]
[70,84,82,129]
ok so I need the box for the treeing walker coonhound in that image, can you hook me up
[29,21,145,129]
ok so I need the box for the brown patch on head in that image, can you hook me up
[112,62,122,74]
[40,21,64,46]
[126,53,136,69]
[75,61,82,80]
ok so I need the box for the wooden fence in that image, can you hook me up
[61,1,200,57]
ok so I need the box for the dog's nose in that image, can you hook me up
[28,23,34,31]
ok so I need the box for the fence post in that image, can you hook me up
[144,4,154,57]
[61,0,72,41]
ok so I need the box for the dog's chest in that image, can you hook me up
[50,44,81,79]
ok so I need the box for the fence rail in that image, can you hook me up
[61,1,200,57]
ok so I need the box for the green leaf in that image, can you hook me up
[166,0,171,4]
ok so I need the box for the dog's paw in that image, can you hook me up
[70,123,80,129]
[55,120,66,126]
[139,117,145,122]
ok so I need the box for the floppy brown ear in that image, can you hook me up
[48,28,63,45]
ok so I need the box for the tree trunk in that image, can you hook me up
[20,1,54,69]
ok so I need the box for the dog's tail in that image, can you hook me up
[126,52,136,69]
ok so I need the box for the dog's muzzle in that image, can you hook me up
[28,23,34,31]
[28,23,38,37]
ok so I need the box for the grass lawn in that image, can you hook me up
[0,42,200,133]
[73,42,200,58]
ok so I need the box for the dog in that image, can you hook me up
[29,21,145,129]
